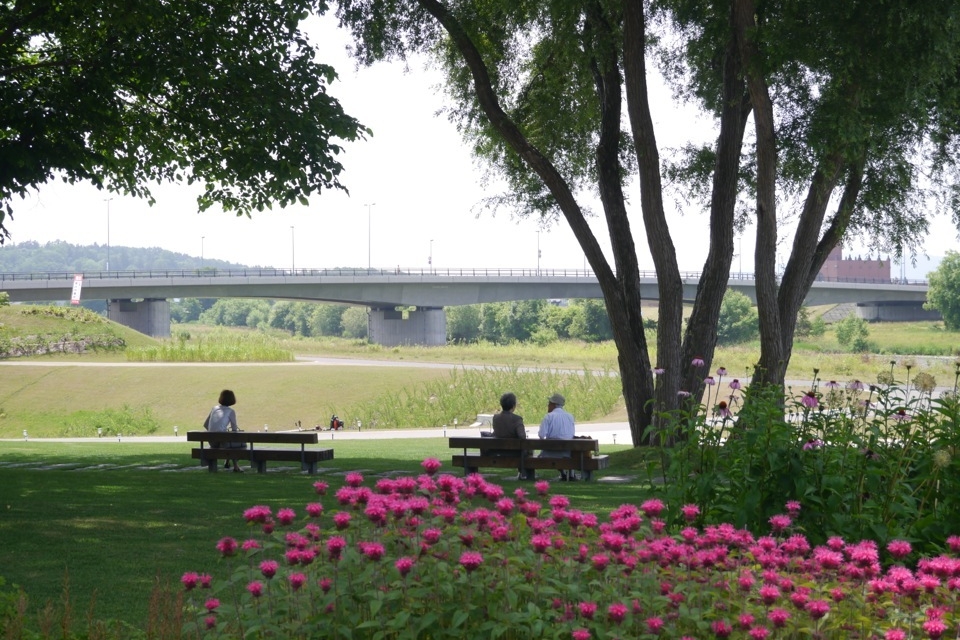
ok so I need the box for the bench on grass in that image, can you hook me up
[449,436,609,481]
[187,431,334,474]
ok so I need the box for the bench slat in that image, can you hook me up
[191,447,333,474]
[187,430,319,445]
[448,437,597,452]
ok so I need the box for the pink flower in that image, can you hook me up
[847,379,865,391]
[204,598,220,612]
[887,539,912,559]
[692,357,705,367]
[204,616,216,630]
[199,574,212,588]
[759,585,780,605]
[420,458,442,475]
[704,376,716,386]
[345,472,364,487]
[333,512,352,530]
[318,577,332,593]
[306,502,323,518]
[534,480,550,495]
[801,391,818,408]
[785,501,801,515]
[326,536,347,560]
[579,602,597,620]
[259,560,279,579]
[608,602,628,625]
[312,480,329,495]
[711,620,733,637]
[923,619,947,639]
[276,508,296,525]
[216,537,238,557]
[748,627,769,640]
[572,630,591,640]
[893,408,910,421]
[531,534,552,554]
[768,514,792,533]
[422,528,442,545]
[646,616,665,634]
[395,556,415,577]
[591,554,610,571]
[716,401,731,418]
[288,573,306,591]
[805,600,830,620]
[681,504,700,522]
[947,535,960,552]
[459,551,483,573]
[716,367,727,376]
[181,572,200,591]
[767,608,790,628]
[640,499,665,517]
[359,541,386,561]
[802,439,824,450]
[729,379,742,390]
[885,630,906,640]
[243,505,272,523]
[241,539,261,552]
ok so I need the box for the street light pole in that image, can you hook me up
[365,203,376,270]
[536,231,541,275]
[104,198,113,271]
[201,236,205,269]
[290,226,295,271]
[429,239,433,272]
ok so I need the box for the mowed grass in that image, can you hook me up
[0,440,640,629]
[0,364,452,439]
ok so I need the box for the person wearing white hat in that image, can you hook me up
[538,392,576,479]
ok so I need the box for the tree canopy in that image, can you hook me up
[1,0,367,238]
[332,0,960,445]
[925,250,960,331]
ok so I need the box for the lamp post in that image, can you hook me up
[290,226,295,271]
[201,236,205,269]
[536,231,541,275]
[429,239,433,272]
[104,197,113,271]
[365,203,376,270]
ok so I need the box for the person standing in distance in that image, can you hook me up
[538,393,576,480]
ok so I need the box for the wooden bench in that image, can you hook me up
[187,431,334,474]
[449,436,609,481]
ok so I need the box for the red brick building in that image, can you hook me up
[818,246,890,282]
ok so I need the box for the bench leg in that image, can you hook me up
[302,461,317,474]
[254,460,267,474]
[203,457,218,472]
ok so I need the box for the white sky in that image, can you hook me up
[7,14,958,274]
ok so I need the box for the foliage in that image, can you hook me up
[340,307,368,339]
[716,290,759,345]
[186,465,960,639]
[1,1,366,235]
[446,305,481,343]
[0,291,8,307]
[654,363,960,556]
[794,307,826,338]
[925,250,960,331]
[835,315,872,353]
[58,405,163,438]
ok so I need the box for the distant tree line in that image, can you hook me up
[0,240,248,273]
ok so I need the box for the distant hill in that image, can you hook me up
[0,240,249,273]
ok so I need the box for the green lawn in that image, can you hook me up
[0,440,642,630]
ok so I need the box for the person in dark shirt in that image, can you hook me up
[490,392,531,479]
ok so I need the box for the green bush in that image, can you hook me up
[835,314,871,352]
[716,290,759,345]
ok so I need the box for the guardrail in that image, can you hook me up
[0,267,928,286]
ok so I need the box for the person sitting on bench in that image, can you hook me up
[538,393,576,480]
[203,389,246,473]
[491,392,532,480]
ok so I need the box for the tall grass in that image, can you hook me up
[326,366,622,429]
[126,331,293,362]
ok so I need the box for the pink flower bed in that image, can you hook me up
[183,459,960,638]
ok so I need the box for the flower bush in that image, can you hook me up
[184,460,960,639]
[655,362,960,555]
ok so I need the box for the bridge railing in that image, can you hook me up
[0,267,929,286]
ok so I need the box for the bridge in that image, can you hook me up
[0,267,932,345]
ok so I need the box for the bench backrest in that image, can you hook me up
[448,437,598,452]
[187,431,320,445]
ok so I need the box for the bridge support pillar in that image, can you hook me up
[368,306,446,346]
[107,299,171,338]
[856,301,941,322]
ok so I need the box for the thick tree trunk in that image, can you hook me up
[681,17,751,399]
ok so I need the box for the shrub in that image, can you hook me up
[716,290,759,345]
[654,362,960,555]
[835,314,871,352]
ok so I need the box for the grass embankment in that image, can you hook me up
[0,440,640,630]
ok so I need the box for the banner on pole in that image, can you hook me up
[70,274,83,305]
